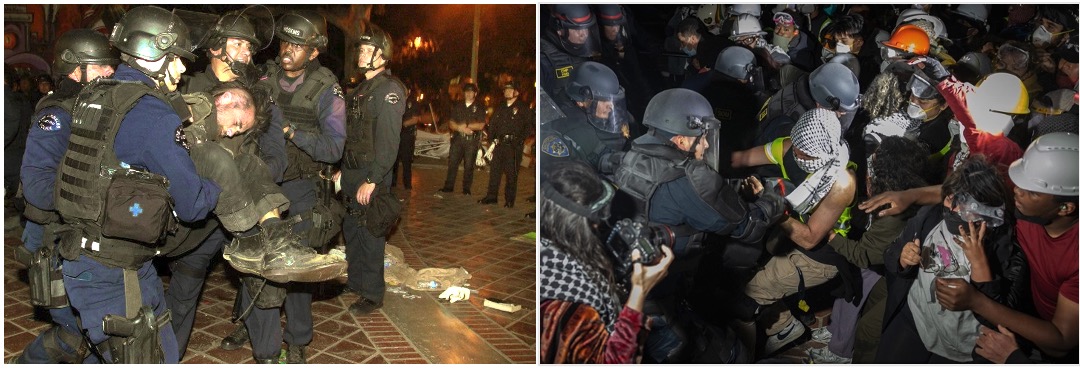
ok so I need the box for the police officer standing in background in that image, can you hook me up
[11,28,117,364]
[479,81,534,208]
[53,6,221,363]
[392,91,424,190]
[338,25,406,317]
[540,4,600,98]
[439,82,486,195]
[221,10,346,364]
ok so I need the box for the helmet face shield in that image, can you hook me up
[172,9,220,55]
[908,71,940,99]
[692,116,722,171]
[559,24,601,58]
[538,87,566,126]
[221,5,275,51]
[586,87,628,134]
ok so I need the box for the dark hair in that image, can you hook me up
[824,14,864,39]
[942,155,1011,210]
[211,80,271,137]
[677,17,705,38]
[540,161,614,281]
[870,137,930,195]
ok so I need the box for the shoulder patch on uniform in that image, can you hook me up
[556,66,573,79]
[174,125,190,151]
[332,84,344,99]
[385,92,400,105]
[541,135,570,157]
[38,114,62,132]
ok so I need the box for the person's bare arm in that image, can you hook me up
[781,170,856,249]
[859,184,942,217]
[731,139,789,169]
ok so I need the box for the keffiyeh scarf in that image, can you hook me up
[539,238,620,333]
[787,108,850,215]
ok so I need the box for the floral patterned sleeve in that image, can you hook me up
[540,300,646,364]
[604,306,645,364]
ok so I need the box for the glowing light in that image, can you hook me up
[414,36,423,48]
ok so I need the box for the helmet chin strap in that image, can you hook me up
[358,49,384,75]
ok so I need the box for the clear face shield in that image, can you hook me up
[689,115,722,171]
[172,9,221,53]
[229,5,275,52]
[559,24,602,58]
[538,86,566,126]
[586,87,629,134]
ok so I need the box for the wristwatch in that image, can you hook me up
[284,125,295,139]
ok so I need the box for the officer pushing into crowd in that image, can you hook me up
[51,6,221,363]
[338,24,407,318]
[11,28,118,364]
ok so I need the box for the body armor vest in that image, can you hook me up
[54,79,171,267]
[344,72,405,167]
[541,38,586,98]
[35,92,77,114]
[613,144,691,224]
[759,74,813,124]
[266,62,339,180]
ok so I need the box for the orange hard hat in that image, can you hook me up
[880,24,930,56]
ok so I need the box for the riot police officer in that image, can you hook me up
[439,82,486,194]
[541,4,601,98]
[338,24,407,319]
[11,28,118,364]
[611,88,786,362]
[757,61,862,146]
[479,81,534,208]
[393,92,424,190]
[53,6,221,363]
[222,10,346,364]
[540,61,627,176]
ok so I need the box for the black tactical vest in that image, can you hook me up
[54,79,170,267]
[265,61,339,180]
[613,144,691,221]
[344,72,405,166]
[34,92,76,114]
[540,38,586,98]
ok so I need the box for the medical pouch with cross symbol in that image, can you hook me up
[100,166,177,245]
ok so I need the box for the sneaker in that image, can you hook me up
[808,346,852,364]
[219,324,249,351]
[811,326,833,344]
[285,344,307,364]
[763,318,805,356]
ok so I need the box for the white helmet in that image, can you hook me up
[901,14,948,40]
[968,73,1030,135]
[1009,132,1079,196]
[952,4,990,24]
[895,8,929,28]
[730,14,766,40]
[696,4,720,27]
[728,4,761,18]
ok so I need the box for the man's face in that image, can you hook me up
[674,134,709,160]
[909,95,942,115]
[83,64,115,81]
[503,87,518,100]
[735,35,759,47]
[1014,186,1067,219]
[357,44,384,70]
[279,41,317,72]
[164,57,186,92]
[774,24,798,39]
[215,89,256,138]
[602,25,620,42]
[223,38,253,64]
[566,27,589,45]
[677,32,700,51]
[463,89,476,102]
[1037,17,1067,45]
[593,99,613,120]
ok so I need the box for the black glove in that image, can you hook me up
[908,56,950,83]
[755,188,788,225]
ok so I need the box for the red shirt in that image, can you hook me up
[937,76,1024,188]
[1016,220,1080,320]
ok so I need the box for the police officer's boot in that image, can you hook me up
[285,344,306,364]
[219,324,249,351]
[224,216,348,283]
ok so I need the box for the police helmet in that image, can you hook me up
[809,62,862,112]
[110,6,197,61]
[715,46,756,81]
[53,29,119,78]
[567,61,621,103]
[594,4,626,27]
[462,82,478,93]
[276,10,328,49]
[642,88,717,137]
[358,24,393,62]
[212,13,259,48]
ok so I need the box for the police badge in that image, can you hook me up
[332,84,344,99]
[386,92,400,104]
[541,135,570,157]
[38,114,62,132]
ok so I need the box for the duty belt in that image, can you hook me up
[500,134,517,141]
[454,132,480,140]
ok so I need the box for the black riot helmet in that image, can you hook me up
[567,61,627,134]
[357,23,393,69]
[110,6,197,62]
[53,29,119,83]
[642,88,719,137]
[276,10,328,50]
[550,4,601,58]
[209,6,274,52]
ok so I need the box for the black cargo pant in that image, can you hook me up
[442,133,481,192]
[483,136,524,203]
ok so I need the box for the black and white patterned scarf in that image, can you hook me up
[788,108,850,215]
[539,238,620,333]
